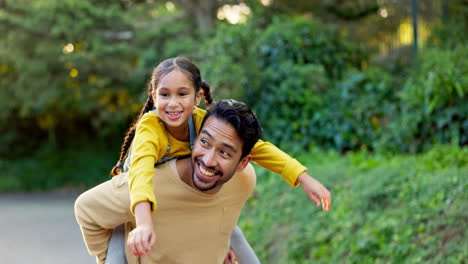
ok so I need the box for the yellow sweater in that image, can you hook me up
[126,159,256,264]
[128,107,307,213]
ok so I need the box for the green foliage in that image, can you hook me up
[240,145,468,263]
[254,16,363,80]
[0,142,117,191]
[198,23,260,100]
[199,16,367,152]
[311,67,398,152]
[248,17,366,152]
[0,0,139,155]
[377,46,468,153]
[427,0,468,49]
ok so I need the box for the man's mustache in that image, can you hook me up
[196,158,222,176]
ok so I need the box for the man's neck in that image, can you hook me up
[176,158,193,188]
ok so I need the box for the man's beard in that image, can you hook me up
[192,173,219,191]
[191,159,220,192]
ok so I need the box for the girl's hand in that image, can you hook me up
[223,248,238,264]
[127,224,156,257]
[297,172,331,211]
[128,201,156,257]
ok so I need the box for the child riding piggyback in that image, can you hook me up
[110,57,331,261]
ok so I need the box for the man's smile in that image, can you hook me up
[195,159,221,182]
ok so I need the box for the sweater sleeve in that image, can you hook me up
[250,140,307,187]
[128,112,167,215]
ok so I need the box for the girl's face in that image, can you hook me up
[152,69,202,139]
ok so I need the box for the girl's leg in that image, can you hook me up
[104,225,128,264]
[230,225,261,264]
[74,173,133,264]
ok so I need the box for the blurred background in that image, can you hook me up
[0,0,466,263]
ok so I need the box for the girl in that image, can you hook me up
[79,56,331,263]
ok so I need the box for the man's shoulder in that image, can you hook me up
[232,163,256,194]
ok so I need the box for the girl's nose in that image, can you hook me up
[168,97,178,107]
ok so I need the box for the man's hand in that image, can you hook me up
[297,172,331,211]
[223,248,238,264]
[127,201,156,257]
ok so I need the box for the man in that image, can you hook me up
[75,99,262,263]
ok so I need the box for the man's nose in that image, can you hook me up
[202,149,217,168]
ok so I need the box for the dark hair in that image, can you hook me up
[110,57,213,176]
[200,99,263,159]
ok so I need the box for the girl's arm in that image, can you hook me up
[251,140,331,211]
[127,113,168,256]
[127,201,156,257]
[128,112,168,215]
[296,172,331,211]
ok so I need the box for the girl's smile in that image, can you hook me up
[166,111,183,121]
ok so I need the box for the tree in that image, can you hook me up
[0,0,138,154]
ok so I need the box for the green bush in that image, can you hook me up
[377,46,468,153]
[249,16,366,151]
[240,145,468,263]
[198,23,260,100]
[199,16,367,152]
[311,66,398,152]
[0,142,117,192]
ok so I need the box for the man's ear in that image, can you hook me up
[195,89,204,106]
[236,154,252,172]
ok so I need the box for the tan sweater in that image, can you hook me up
[128,159,256,264]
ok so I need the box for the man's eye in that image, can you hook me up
[220,150,231,158]
[200,139,208,145]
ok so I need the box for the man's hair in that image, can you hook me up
[200,99,263,158]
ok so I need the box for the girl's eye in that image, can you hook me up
[179,92,188,96]
[159,93,169,97]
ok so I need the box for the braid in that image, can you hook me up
[201,81,213,106]
[110,95,155,176]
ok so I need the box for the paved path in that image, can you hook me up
[0,192,96,264]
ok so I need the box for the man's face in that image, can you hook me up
[191,116,251,193]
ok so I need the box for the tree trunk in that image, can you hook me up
[172,0,221,33]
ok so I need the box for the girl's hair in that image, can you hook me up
[110,56,213,176]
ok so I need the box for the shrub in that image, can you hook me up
[248,16,367,151]
[240,145,468,263]
[311,66,398,152]
[198,23,260,100]
[377,46,468,153]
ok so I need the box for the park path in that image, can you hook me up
[0,192,96,264]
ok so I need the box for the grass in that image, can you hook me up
[240,145,467,263]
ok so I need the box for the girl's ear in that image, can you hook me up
[195,89,204,106]
[151,88,157,105]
